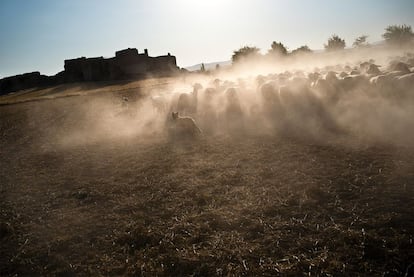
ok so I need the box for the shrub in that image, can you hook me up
[324,35,346,51]
[382,24,414,46]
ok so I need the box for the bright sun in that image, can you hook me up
[176,0,231,13]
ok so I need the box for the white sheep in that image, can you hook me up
[177,83,203,116]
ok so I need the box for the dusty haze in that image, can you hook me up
[36,46,414,150]
[1,46,414,276]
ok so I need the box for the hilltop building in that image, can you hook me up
[0,48,179,95]
[64,48,178,82]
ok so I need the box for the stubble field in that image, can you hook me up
[1,84,413,276]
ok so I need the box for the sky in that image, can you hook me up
[0,0,413,77]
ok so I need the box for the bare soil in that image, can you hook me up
[1,93,413,276]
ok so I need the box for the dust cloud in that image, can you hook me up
[42,46,414,149]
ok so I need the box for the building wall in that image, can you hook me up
[64,57,86,82]
[0,72,49,95]
[64,57,110,82]
[150,55,177,72]
[1,48,179,94]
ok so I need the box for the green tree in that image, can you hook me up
[268,41,288,56]
[382,24,414,46]
[353,35,369,48]
[231,46,261,63]
[291,45,312,55]
[324,35,346,51]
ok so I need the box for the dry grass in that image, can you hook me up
[0,77,175,106]
[0,92,413,276]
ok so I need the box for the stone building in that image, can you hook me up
[0,47,179,94]
[63,48,178,82]
[64,57,110,82]
[0,72,49,95]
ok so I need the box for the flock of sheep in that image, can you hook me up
[148,52,414,142]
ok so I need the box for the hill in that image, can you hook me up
[185,60,231,71]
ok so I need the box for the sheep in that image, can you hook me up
[256,75,266,88]
[261,82,281,109]
[224,88,243,116]
[339,71,348,78]
[359,62,371,72]
[222,88,245,134]
[366,64,381,75]
[340,74,369,92]
[170,112,202,138]
[177,83,203,116]
[260,82,285,131]
[198,87,220,134]
[370,74,393,86]
[394,72,414,99]
[312,77,338,103]
[325,71,338,83]
[308,72,320,83]
[388,61,411,74]
[287,77,310,89]
[396,72,414,86]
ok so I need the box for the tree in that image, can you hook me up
[382,24,414,46]
[324,35,346,51]
[291,45,312,55]
[268,41,288,56]
[231,46,261,63]
[353,35,369,48]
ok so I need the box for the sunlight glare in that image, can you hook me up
[176,0,231,13]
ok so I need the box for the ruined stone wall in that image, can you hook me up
[0,48,179,95]
[150,55,178,73]
[0,72,49,95]
[113,54,149,77]
[64,58,87,82]
[64,57,110,82]
[81,57,109,81]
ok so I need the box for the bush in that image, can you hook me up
[324,35,346,51]
[382,24,414,46]
[353,35,369,48]
[291,45,312,55]
[268,41,288,56]
[231,46,261,63]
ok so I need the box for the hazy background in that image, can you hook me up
[1,0,413,77]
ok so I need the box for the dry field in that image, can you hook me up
[1,82,413,276]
